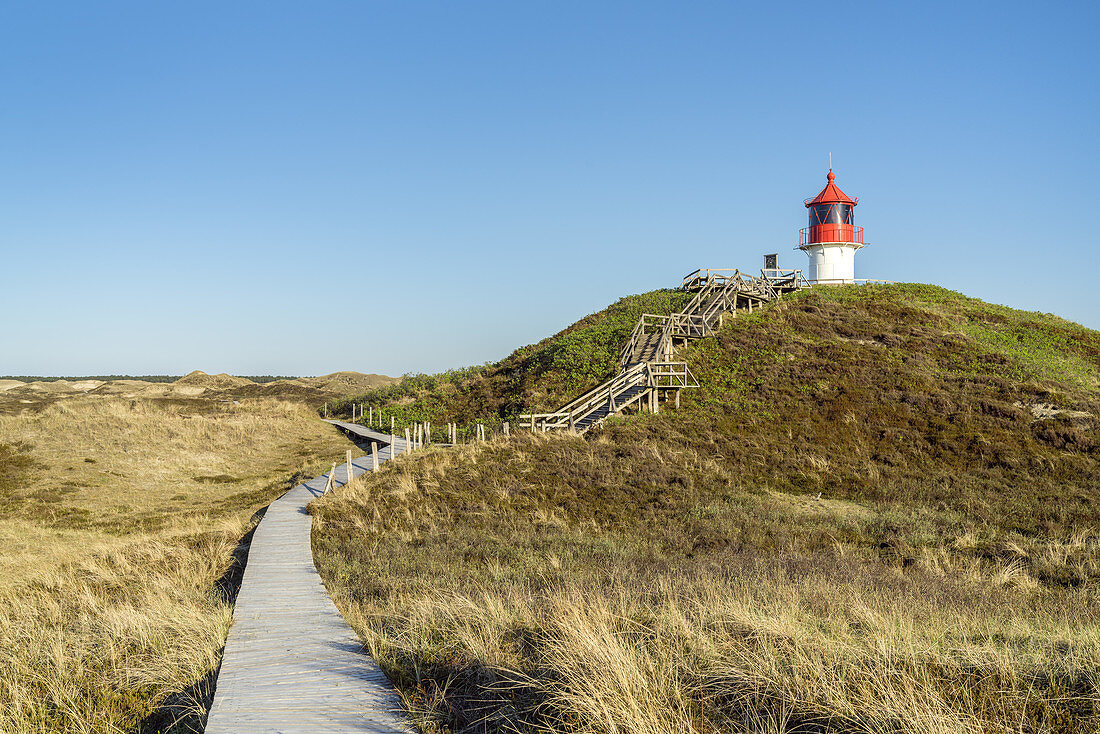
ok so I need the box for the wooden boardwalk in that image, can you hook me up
[323,419,406,447]
[205,424,409,733]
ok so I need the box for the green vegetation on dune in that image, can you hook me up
[328,289,691,426]
[313,283,1100,734]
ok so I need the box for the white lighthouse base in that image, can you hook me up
[800,242,863,284]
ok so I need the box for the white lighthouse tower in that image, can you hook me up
[798,169,865,284]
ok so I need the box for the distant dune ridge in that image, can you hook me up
[0,370,399,408]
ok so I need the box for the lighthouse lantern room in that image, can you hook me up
[798,170,864,284]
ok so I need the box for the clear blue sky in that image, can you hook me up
[2,1,1097,377]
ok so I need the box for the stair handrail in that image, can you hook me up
[556,361,649,417]
[621,275,724,367]
[619,317,647,367]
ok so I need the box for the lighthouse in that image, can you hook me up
[799,169,864,284]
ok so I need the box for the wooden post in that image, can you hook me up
[503,421,509,437]
[404,427,411,454]
[390,433,396,458]
[369,406,373,424]
[391,416,395,431]
[675,389,681,409]
[426,421,431,444]
[326,462,336,493]
[371,442,379,471]
[346,450,353,488]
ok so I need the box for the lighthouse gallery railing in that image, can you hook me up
[799,224,864,246]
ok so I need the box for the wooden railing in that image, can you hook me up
[520,362,649,433]
[619,313,711,368]
[518,361,697,434]
[647,361,699,389]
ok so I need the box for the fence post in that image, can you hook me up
[391,416,395,431]
[345,450,353,488]
[371,442,379,471]
[390,433,396,458]
[369,406,372,424]
[405,427,411,454]
[503,421,509,437]
[324,402,328,418]
[326,462,336,494]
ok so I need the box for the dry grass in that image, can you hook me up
[339,577,1097,734]
[313,432,1099,733]
[0,395,357,733]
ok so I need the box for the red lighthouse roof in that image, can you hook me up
[804,169,858,207]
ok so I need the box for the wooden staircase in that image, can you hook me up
[520,267,806,434]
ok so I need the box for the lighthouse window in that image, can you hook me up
[810,204,853,225]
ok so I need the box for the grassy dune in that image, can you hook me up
[0,397,357,733]
[312,284,1100,733]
